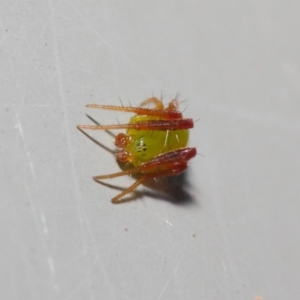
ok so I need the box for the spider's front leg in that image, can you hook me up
[77,97,183,122]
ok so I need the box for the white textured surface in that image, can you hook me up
[1,1,300,300]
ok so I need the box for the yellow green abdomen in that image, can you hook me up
[126,115,189,167]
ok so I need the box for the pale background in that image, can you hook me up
[1,1,300,300]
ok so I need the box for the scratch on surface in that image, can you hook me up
[173,238,188,275]
[14,107,37,180]
[47,256,56,275]
[40,213,49,235]
[156,279,171,300]
[48,1,116,298]
[154,212,173,226]
[210,186,240,289]
[24,180,61,292]
[222,262,228,276]
[173,255,184,276]
[47,256,60,291]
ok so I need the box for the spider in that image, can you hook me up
[77,96,196,203]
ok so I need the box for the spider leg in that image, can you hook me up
[94,148,196,180]
[111,176,147,203]
[85,103,182,119]
[95,148,196,203]
[93,166,143,180]
[110,163,188,203]
[147,147,196,165]
[93,161,187,181]
[77,119,193,131]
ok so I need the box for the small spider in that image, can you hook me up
[77,96,196,203]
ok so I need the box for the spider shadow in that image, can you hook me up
[96,171,198,206]
[142,171,198,206]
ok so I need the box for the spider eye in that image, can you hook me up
[136,139,147,153]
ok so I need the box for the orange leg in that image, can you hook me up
[77,118,193,131]
[94,147,196,203]
[111,176,147,203]
[84,101,182,119]
[94,148,196,180]
[109,163,188,203]
[94,161,187,180]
